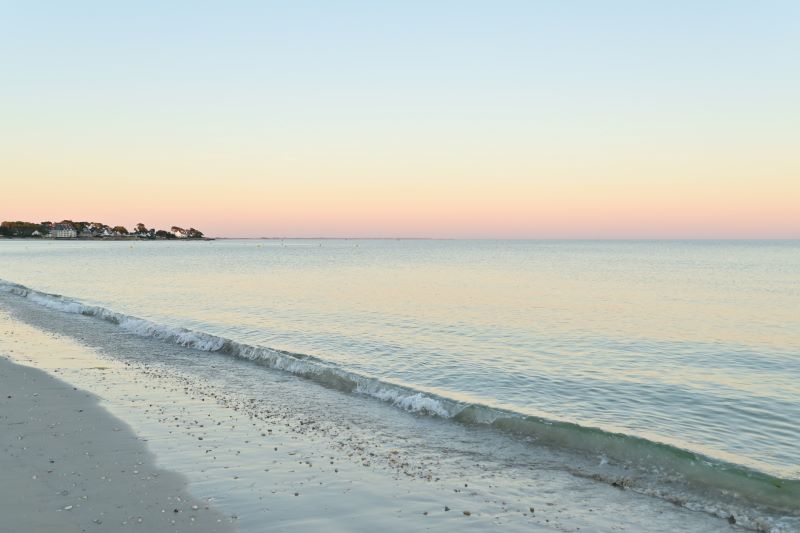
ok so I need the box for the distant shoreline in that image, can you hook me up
[3,236,797,242]
[0,236,215,241]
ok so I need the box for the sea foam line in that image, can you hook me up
[0,280,455,417]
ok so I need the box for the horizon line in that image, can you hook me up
[212,236,799,241]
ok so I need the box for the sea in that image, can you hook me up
[1,239,798,530]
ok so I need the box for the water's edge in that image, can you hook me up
[1,278,797,521]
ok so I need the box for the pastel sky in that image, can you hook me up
[2,1,798,238]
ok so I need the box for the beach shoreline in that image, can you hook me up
[0,289,750,532]
[0,355,233,532]
[0,306,553,532]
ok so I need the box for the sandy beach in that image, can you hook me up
[0,356,233,532]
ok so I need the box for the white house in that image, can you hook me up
[52,224,77,239]
[171,226,189,238]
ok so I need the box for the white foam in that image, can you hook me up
[27,292,87,314]
[117,317,226,351]
[359,386,451,418]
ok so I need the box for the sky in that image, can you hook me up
[1,1,798,238]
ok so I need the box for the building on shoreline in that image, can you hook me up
[1,220,206,239]
[52,224,77,239]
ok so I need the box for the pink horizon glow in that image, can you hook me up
[4,197,798,239]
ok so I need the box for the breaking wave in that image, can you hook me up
[1,279,798,529]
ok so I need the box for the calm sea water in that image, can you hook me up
[1,239,799,519]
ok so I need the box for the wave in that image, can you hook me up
[1,279,798,525]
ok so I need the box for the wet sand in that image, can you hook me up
[0,309,556,532]
[0,356,233,532]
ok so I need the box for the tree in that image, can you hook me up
[1,221,46,237]
[135,223,147,234]
[73,221,90,233]
[112,226,128,235]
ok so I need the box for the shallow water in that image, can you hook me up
[1,239,799,527]
[0,296,747,532]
